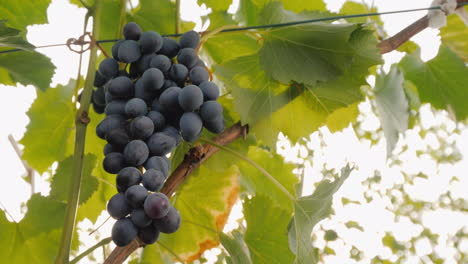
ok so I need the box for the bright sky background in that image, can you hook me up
[0,0,467,263]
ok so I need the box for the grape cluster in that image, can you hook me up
[93,22,224,247]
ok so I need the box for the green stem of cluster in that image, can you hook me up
[198,138,295,201]
[70,237,112,264]
[55,1,102,263]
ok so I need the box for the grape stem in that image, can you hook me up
[55,1,102,263]
[70,237,112,264]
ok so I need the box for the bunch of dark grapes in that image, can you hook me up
[93,22,224,247]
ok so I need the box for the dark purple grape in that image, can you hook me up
[142,169,165,191]
[93,87,106,105]
[116,167,142,192]
[131,208,152,228]
[103,152,127,174]
[200,101,223,122]
[150,55,171,73]
[112,39,125,60]
[125,185,148,208]
[94,70,108,87]
[159,86,182,111]
[99,58,119,79]
[146,111,166,131]
[92,102,105,114]
[168,64,188,84]
[144,193,170,219]
[118,40,141,63]
[144,156,170,177]
[177,48,198,69]
[180,112,202,142]
[194,59,205,68]
[204,117,224,134]
[199,81,220,101]
[135,54,156,73]
[111,218,138,247]
[146,132,176,156]
[159,37,180,58]
[96,115,126,139]
[125,98,148,118]
[189,66,209,85]
[106,128,130,148]
[178,85,203,112]
[123,140,149,166]
[140,31,163,54]
[134,78,158,104]
[107,193,131,219]
[130,116,154,140]
[108,76,134,99]
[138,224,160,244]
[105,100,127,116]
[153,206,180,233]
[123,22,142,40]
[162,126,182,146]
[141,68,164,92]
[179,30,200,49]
[104,143,115,155]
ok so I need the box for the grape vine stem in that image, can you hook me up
[103,6,456,263]
[55,1,102,263]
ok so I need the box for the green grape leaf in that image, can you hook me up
[138,243,174,264]
[203,33,260,65]
[0,20,34,50]
[220,231,252,264]
[20,79,76,173]
[235,0,260,26]
[251,0,326,12]
[374,65,409,157]
[0,0,51,32]
[157,165,240,262]
[400,45,468,121]
[440,8,468,61]
[340,1,383,26]
[0,50,55,90]
[288,165,352,264]
[198,0,232,10]
[99,0,123,50]
[50,154,98,205]
[239,146,298,210]
[244,195,295,264]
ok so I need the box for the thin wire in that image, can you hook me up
[1,2,467,55]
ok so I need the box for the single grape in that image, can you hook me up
[125,98,148,118]
[159,37,180,58]
[96,115,126,139]
[118,40,141,63]
[107,193,131,219]
[140,31,163,54]
[144,193,170,219]
[105,100,127,116]
[108,76,134,99]
[198,81,220,101]
[123,22,142,40]
[99,58,119,79]
[162,126,182,146]
[94,70,108,87]
[116,167,142,192]
[131,208,152,228]
[199,101,223,122]
[125,185,148,208]
[177,48,198,69]
[189,66,209,85]
[179,112,202,142]
[103,152,127,174]
[104,143,121,155]
[141,68,164,92]
[106,128,130,148]
[204,117,224,134]
[129,116,154,140]
[111,218,138,247]
[168,64,188,84]
[93,87,106,105]
[159,86,182,110]
[142,169,165,191]
[134,78,158,104]
[111,39,125,60]
[105,90,113,104]
[178,85,203,112]
[144,156,170,177]
[179,30,200,49]
[194,59,205,68]
[123,139,149,166]
[135,53,156,74]
[146,132,176,156]
[153,206,180,233]
[146,111,166,131]
[150,55,171,73]
[138,224,160,244]
[92,102,105,114]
